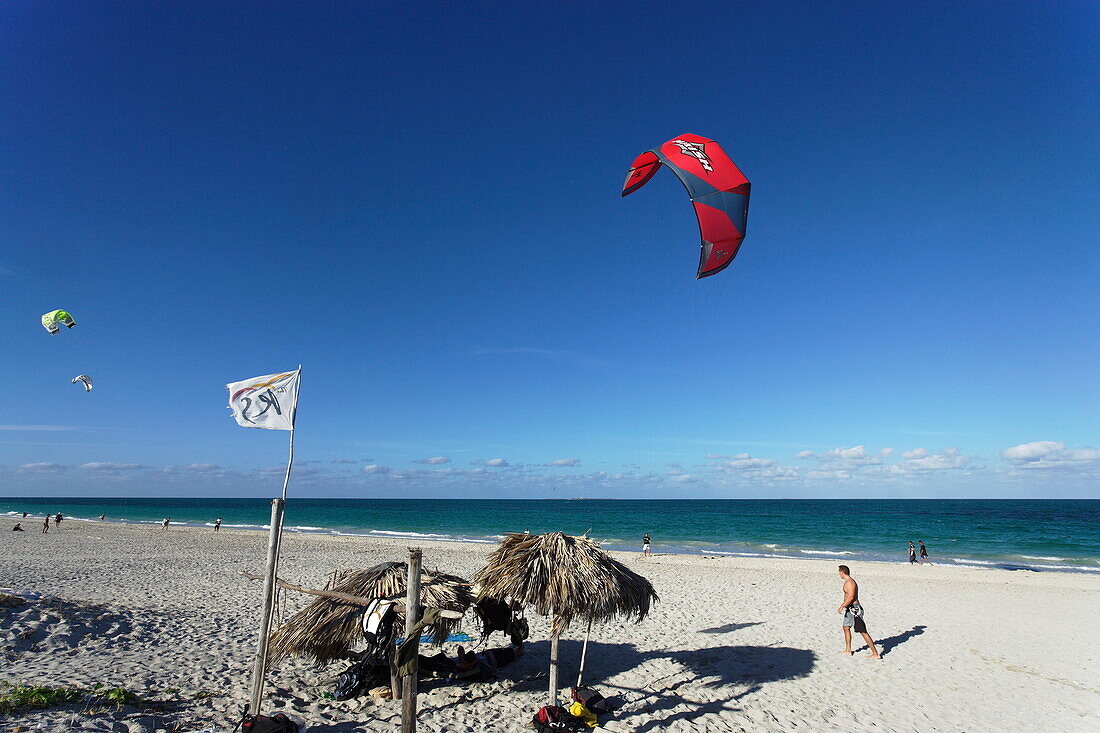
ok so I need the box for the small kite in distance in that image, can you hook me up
[72,375,93,392]
[42,310,77,334]
[622,133,751,278]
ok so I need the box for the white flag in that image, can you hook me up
[227,369,300,430]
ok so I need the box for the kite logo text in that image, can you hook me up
[671,140,713,172]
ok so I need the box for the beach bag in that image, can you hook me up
[532,705,586,732]
[240,713,299,733]
[333,660,388,701]
[359,598,397,663]
[571,686,610,714]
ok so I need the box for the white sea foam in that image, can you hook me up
[799,549,855,556]
[1018,555,1065,561]
[367,529,449,539]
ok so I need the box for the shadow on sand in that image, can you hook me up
[875,624,927,656]
[515,638,816,731]
[308,631,814,730]
[697,621,764,634]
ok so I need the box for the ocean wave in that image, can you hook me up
[367,529,450,539]
[799,549,855,556]
[1018,555,1065,561]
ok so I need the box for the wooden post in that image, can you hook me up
[249,498,286,715]
[548,614,560,706]
[401,548,423,733]
[576,617,593,687]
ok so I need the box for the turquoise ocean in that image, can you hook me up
[3,498,1098,573]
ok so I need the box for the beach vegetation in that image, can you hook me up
[0,684,82,715]
[0,682,142,716]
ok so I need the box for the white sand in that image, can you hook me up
[2,520,1098,732]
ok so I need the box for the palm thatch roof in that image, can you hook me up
[267,561,472,665]
[472,532,658,636]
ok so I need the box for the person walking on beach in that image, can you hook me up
[919,540,932,565]
[214,518,221,532]
[837,565,881,660]
[162,517,170,530]
[42,514,50,534]
[22,511,28,518]
[908,541,917,564]
[642,532,652,557]
[55,512,63,526]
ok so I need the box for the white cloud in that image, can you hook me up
[471,458,511,467]
[795,450,814,459]
[413,456,452,465]
[902,448,929,459]
[545,458,580,467]
[363,464,391,474]
[17,462,66,473]
[899,447,974,472]
[825,445,867,460]
[1001,441,1100,470]
[80,462,146,471]
[879,447,894,458]
[1001,441,1062,462]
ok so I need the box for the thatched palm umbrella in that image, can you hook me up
[268,561,472,665]
[473,532,658,704]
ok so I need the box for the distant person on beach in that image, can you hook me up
[919,540,932,565]
[214,518,221,532]
[42,514,50,534]
[908,541,917,564]
[99,514,106,520]
[13,523,24,532]
[22,511,28,518]
[162,517,170,530]
[642,533,651,557]
[55,512,63,525]
[837,565,881,660]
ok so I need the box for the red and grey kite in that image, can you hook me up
[622,133,751,278]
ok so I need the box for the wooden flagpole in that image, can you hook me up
[248,366,300,715]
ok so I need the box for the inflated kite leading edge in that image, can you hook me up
[622,133,751,279]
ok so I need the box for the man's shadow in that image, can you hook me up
[697,621,764,634]
[861,625,927,656]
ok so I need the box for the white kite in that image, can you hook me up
[72,374,93,392]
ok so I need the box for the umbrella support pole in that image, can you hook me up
[549,630,560,705]
[576,617,593,688]
[401,548,423,733]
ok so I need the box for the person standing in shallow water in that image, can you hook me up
[837,565,881,660]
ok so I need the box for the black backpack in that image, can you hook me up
[240,713,298,733]
[334,659,389,701]
[571,685,610,714]
[532,705,586,732]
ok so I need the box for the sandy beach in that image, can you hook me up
[2,520,1098,732]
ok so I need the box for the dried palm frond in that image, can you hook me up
[472,532,658,636]
[267,561,472,665]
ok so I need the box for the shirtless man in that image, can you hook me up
[837,565,881,659]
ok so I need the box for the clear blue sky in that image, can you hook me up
[2,1,1098,498]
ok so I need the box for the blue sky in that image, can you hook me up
[2,1,1098,498]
